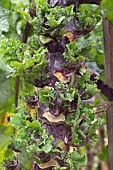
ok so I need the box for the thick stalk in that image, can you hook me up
[103,17,113,170]
[15,76,20,108]
[98,126,108,170]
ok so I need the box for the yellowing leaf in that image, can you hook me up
[38,159,58,169]
[25,104,29,111]
[69,146,74,153]
[25,105,35,117]
[1,113,12,125]
[54,72,70,84]
[58,141,66,150]
[30,109,35,117]
[43,112,65,123]
[80,62,86,75]
[59,167,68,170]
[64,137,68,143]
[64,32,75,42]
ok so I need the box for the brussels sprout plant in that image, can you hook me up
[0,0,113,169]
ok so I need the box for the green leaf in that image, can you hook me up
[78,129,86,139]
[26,120,43,131]
[0,125,13,164]
[0,78,12,103]
[99,145,108,162]
[10,113,26,129]
[10,0,29,6]
[18,149,32,169]
[38,88,55,103]
[0,125,13,150]
[0,7,9,35]
[39,35,53,44]
[0,0,11,9]
[66,151,87,170]
[101,0,113,25]
[0,58,12,103]
[42,142,53,153]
